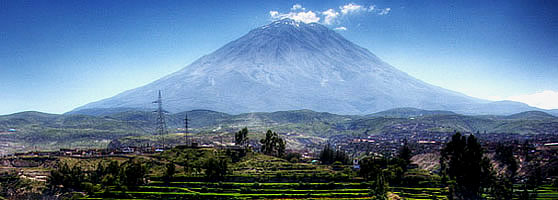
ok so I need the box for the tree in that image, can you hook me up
[235,127,249,148]
[119,160,148,187]
[260,130,286,157]
[90,160,119,186]
[203,154,229,180]
[319,143,351,165]
[440,132,492,199]
[102,160,120,186]
[359,156,388,199]
[397,138,412,168]
[163,162,176,184]
[526,161,543,190]
[319,143,334,164]
[284,152,302,163]
[48,162,85,190]
[494,143,518,179]
[373,171,388,200]
[359,156,382,181]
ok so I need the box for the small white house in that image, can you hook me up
[122,147,135,153]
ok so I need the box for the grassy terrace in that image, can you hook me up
[42,147,553,200]
[82,183,453,200]
[72,148,457,200]
[391,187,448,199]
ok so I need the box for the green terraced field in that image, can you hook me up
[83,183,456,200]
[391,187,448,200]
[80,179,457,200]
[509,185,558,200]
[78,151,382,199]
[67,148,557,200]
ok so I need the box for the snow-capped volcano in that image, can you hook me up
[71,19,538,115]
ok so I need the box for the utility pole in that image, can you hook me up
[153,90,167,149]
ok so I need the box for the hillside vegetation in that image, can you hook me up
[0,108,557,153]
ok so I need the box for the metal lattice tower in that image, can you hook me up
[153,90,167,149]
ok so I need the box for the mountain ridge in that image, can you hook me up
[70,18,542,116]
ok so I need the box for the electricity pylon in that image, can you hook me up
[153,90,167,149]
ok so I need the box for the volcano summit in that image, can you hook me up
[71,19,538,115]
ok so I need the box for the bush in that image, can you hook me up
[163,162,175,183]
[119,160,148,187]
[252,181,261,189]
[240,187,252,193]
[284,152,302,163]
[48,162,85,190]
[203,155,229,180]
[320,143,351,165]
[81,182,94,194]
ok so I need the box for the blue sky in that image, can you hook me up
[1,0,557,114]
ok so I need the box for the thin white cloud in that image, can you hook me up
[378,8,391,15]
[334,26,347,31]
[322,9,339,25]
[488,90,558,109]
[269,3,391,25]
[269,11,279,18]
[340,3,364,15]
[270,7,320,24]
[292,11,320,23]
[291,4,305,11]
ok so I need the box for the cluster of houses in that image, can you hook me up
[2,146,163,158]
[328,131,558,165]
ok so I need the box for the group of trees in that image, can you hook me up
[355,132,539,200]
[234,127,249,148]
[357,145,412,200]
[358,156,389,200]
[163,162,176,183]
[49,159,148,194]
[235,127,287,158]
[440,132,492,199]
[439,132,548,200]
[316,140,414,200]
[490,143,520,199]
[260,129,286,158]
[319,143,351,165]
[358,141,413,187]
[184,127,289,180]
[202,153,229,180]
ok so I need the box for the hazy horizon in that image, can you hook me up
[2,0,557,114]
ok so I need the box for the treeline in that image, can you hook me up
[317,132,558,200]
[317,140,414,200]
[319,143,351,165]
[48,159,149,194]
[440,132,555,199]
[42,127,556,200]
[46,127,288,194]
[47,150,234,196]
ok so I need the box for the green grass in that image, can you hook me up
[391,186,448,200]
